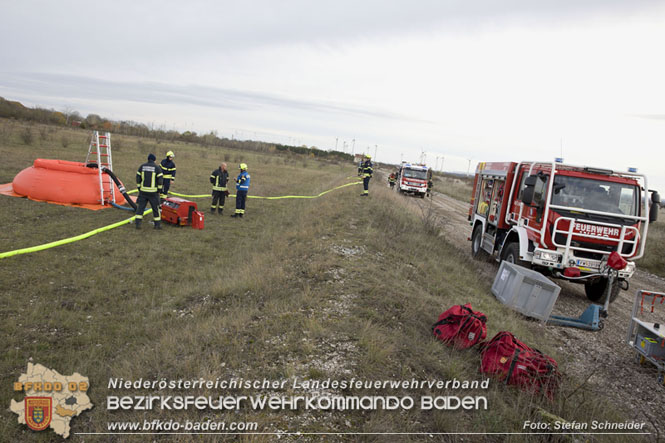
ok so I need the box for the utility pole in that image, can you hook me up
[467,159,472,177]
[374,144,378,162]
[352,138,355,156]
[560,137,563,160]
[440,156,445,173]
[335,137,338,151]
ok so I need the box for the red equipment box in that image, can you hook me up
[161,197,198,226]
[191,210,205,230]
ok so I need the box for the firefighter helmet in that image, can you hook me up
[365,154,371,159]
[166,151,175,158]
[239,163,248,171]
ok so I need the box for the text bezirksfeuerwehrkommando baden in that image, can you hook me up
[106,377,490,411]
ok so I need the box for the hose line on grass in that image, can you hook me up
[169,180,362,200]
[0,210,150,259]
[0,180,363,259]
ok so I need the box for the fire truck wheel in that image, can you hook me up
[500,242,528,267]
[471,224,485,259]
[584,278,620,303]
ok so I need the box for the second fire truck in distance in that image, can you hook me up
[398,163,430,198]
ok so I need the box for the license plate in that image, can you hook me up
[576,259,593,268]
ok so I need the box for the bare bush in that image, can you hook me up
[39,127,50,142]
[60,136,70,148]
[418,198,445,236]
[20,128,34,145]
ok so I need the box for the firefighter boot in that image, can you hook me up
[154,220,162,230]
[135,219,142,229]
[211,208,216,214]
[218,208,223,215]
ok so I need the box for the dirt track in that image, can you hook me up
[386,174,665,438]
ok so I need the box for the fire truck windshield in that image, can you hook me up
[551,175,639,216]
[403,169,427,180]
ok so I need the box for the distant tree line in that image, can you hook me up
[0,96,353,161]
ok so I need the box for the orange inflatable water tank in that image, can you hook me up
[12,159,124,205]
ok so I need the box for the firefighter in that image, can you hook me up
[231,163,250,218]
[159,151,176,202]
[135,153,163,230]
[388,172,397,189]
[426,178,433,197]
[360,154,373,196]
[210,162,229,214]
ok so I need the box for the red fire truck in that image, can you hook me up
[398,163,430,198]
[469,161,660,303]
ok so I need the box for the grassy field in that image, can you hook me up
[0,120,636,441]
[432,173,474,203]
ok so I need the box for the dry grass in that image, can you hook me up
[0,119,638,441]
[640,207,665,277]
[433,173,473,202]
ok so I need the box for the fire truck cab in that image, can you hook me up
[398,163,430,198]
[469,161,660,303]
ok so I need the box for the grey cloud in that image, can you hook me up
[0,72,421,122]
[1,0,662,68]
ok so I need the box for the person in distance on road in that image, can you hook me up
[231,163,250,218]
[135,153,163,230]
[210,162,229,215]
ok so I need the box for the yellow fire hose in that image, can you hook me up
[0,181,362,259]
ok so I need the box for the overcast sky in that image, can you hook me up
[1,0,664,189]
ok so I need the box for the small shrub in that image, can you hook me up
[39,127,52,142]
[20,128,34,145]
[60,136,70,148]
